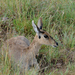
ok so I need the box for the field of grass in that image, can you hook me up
[0,0,75,75]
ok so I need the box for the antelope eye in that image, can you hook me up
[44,35,49,39]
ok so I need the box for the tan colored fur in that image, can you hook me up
[2,18,58,71]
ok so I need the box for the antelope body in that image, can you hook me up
[2,18,58,70]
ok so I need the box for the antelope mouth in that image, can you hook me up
[53,42,58,47]
[53,45,58,47]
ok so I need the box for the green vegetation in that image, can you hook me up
[0,0,75,75]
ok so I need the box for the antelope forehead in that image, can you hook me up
[40,30,48,35]
[40,30,45,34]
[39,30,51,38]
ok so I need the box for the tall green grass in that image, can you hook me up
[0,0,75,75]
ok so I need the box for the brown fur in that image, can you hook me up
[2,18,58,71]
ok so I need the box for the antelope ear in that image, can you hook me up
[37,17,43,29]
[32,20,40,34]
[32,20,41,39]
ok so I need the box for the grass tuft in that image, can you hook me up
[0,0,75,75]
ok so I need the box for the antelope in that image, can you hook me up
[2,18,58,71]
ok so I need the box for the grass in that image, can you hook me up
[0,0,75,75]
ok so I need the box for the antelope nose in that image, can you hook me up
[56,42,58,46]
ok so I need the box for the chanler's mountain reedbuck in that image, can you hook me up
[2,18,58,71]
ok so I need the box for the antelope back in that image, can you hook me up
[2,36,30,61]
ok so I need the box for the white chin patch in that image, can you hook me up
[52,45,57,47]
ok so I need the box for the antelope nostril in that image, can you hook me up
[56,42,58,46]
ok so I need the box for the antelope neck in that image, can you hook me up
[26,36,41,56]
